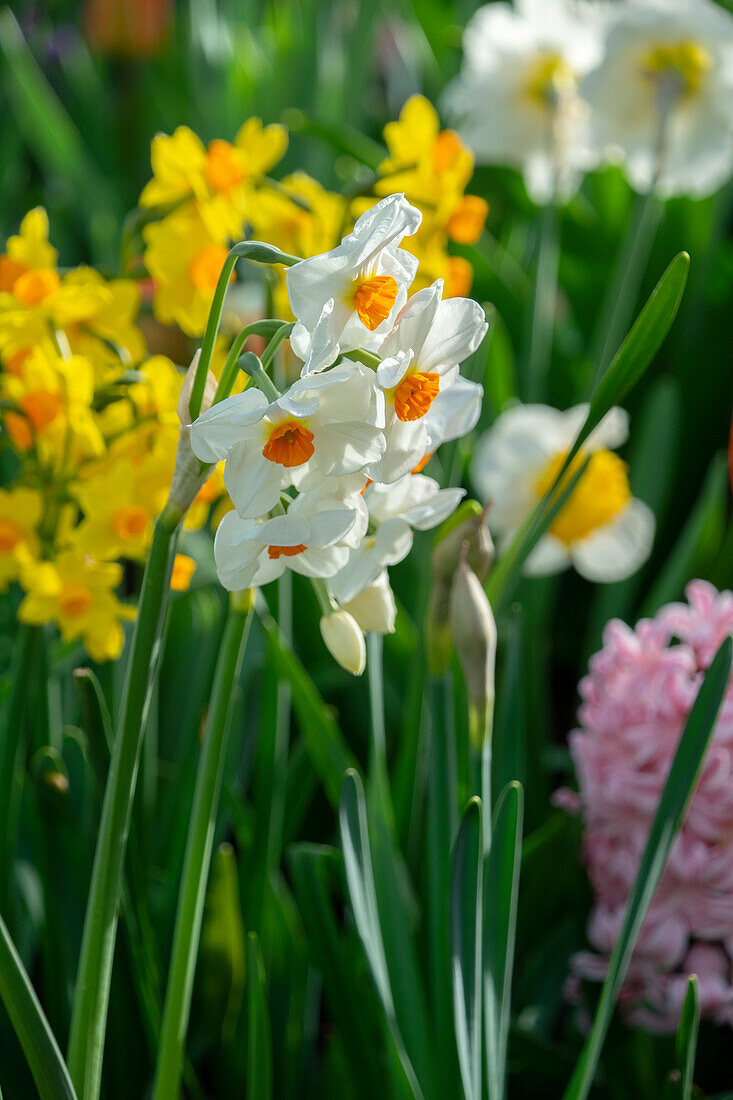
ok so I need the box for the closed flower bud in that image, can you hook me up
[341,573,397,635]
[449,551,497,748]
[426,501,494,675]
[320,611,366,676]
[432,500,494,586]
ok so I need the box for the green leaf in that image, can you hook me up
[675,975,700,1100]
[563,636,732,1100]
[288,844,388,1099]
[263,615,357,807]
[451,798,484,1100]
[484,782,524,1100]
[246,932,273,1100]
[580,251,689,454]
[199,843,247,1041]
[0,913,77,1099]
[339,770,425,1100]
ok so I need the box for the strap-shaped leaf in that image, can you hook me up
[564,636,732,1100]
[0,914,77,1099]
[484,782,524,1100]
[339,769,425,1100]
[451,798,484,1100]
[675,975,700,1100]
[246,932,272,1100]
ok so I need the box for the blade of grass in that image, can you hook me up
[246,932,273,1100]
[0,913,77,1100]
[675,975,700,1100]
[563,635,732,1100]
[67,505,181,1100]
[484,781,524,1100]
[152,594,253,1100]
[339,769,425,1100]
[451,797,484,1100]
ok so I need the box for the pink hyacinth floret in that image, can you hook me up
[555,580,733,1032]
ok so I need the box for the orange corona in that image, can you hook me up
[262,422,315,467]
[267,544,307,560]
[352,275,398,331]
[394,371,440,422]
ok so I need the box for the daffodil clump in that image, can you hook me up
[0,209,228,660]
[0,99,485,665]
[137,95,487,338]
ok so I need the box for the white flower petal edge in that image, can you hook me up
[287,193,422,373]
[570,498,656,583]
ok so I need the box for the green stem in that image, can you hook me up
[67,505,182,1100]
[189,242,301,421]
[525,200,559,403]
[589,191,662,387]
[212,319,289,406]
[0,912,77,1099]
[366,633,394,829]
[151,595,253,1100]
[0,623,39,911]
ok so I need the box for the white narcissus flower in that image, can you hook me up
[213,479,368,591]
[190,361,384,519]
[368,280,487,483]
[287,194,422,373]
[329,473,465,604]
[471,403,655,582]
[444,0,605,202]
[580,0,733,197]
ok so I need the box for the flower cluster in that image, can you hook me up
[447,0,733,201]
[556,581,733,1031]
[0,209,226,660]
[471,403,655,582]
[190,195,488,673]
[139,96,487,338]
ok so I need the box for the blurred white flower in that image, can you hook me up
[471,403,655,582]
[190,360,383,518]
[581,0,733,197]
[329,473,465,603]
[213,479,367,591]
[368,279,487,482]
[444,0,605,202]
[287,194,422,373]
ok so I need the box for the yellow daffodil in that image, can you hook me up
[75,445,174,561]
[170,553,196,591]
[2,346,104,463]
[139,119,288,239]
[0,487,42,591]
[61,267,146,377]
[143,206,233,337]
[18,549,135,662]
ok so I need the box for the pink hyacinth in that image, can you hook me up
[555,580,733,1032]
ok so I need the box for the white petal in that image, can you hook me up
[570,498,655,583]
[190,388,267,462]
[524,534,571,577]
[424,377,483,450]
[223,449,283,519]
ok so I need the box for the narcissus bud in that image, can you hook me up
[341,572,397,635]
[450,551,497,749]
[426,500,494,675]
[320,611,366,676]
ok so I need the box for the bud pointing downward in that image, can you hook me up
[320,611,366,676]
[341,572,397,635]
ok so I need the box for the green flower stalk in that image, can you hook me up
[152,591,254,1100]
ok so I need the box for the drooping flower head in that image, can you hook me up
[471,403,655,582]
[556,581,733,1031]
